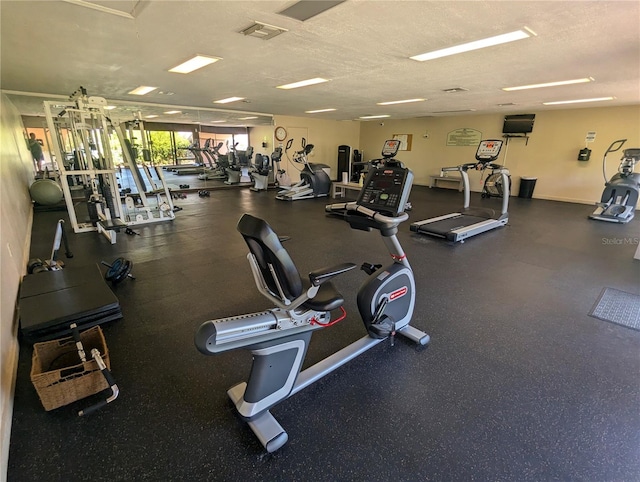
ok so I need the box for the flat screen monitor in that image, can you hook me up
[503,114,535,134]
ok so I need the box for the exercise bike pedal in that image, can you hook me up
[368,315,396,341]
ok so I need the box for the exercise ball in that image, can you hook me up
[29,178,63,205]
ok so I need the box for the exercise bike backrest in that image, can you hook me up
[237,214,303,301]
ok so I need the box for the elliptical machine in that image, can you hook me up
[589,139,640,223]
[275,138,331,201]
[195,140,429,452]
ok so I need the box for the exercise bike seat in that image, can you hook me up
[237,214,348,311]
[300,279,344,312]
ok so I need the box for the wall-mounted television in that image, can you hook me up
[502,114,535,134]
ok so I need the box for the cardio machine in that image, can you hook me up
[275,138,331,201]
[250,148,277,192]
[410,139,510,243]
[225,144,253,185]
[589,139,640,223]
[195,140,429,452]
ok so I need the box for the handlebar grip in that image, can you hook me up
[70,323,86,362]
[101,367,117,388]
[78,399,107,417]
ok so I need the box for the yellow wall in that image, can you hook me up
[359,105,640,204]
[0,94,35,478]
[248,124,275,160]
[271,116,361,182]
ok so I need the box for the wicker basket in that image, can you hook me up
[30,325,110,411]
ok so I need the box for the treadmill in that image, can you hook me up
[410,139,510,243]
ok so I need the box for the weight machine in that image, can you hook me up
[44,87,175,244]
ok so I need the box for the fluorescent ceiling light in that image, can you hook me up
[214,97,245,104]
[104,105,117,110]
[238,116,258,120]
[128,86,157,95]
[145,115,158,118]
[543,97,614,105]
[209,120,226,123]
[377,98,425,105]
[62,0,134,19]
[305,108,336,113]
[169,55,221,74]
[410,28,534,61]
[359,115,390,119]
[277,78,329,90]
[503,78,594,91]
[164,110,181,114]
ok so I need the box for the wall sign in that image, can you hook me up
[392,134,412,151]
[446,128,482,146]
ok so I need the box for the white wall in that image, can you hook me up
[359,105,640,204]
[0,94,35,481]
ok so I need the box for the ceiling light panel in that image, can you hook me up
[278,1,346,21]
[128,86,157,95]
[410,29,534,62]
[169,55,221,74]
[359,115,390,119]
[164,110,181,114]
[377,98,425,105]
[503,78,594,91]
[543,97,614,105]
[213,97,245,104]
[277,78,329,89]
[305,108,336,113]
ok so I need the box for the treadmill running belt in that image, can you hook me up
[416,214,489,236]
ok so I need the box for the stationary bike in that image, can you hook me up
[250,148,277,192]
[589,139,640,223]
[195,140,429,452]
[225,143,253,184]
[275,138,331,201]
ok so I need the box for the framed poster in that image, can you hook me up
[446,128,482,146]
[392,134,412,151]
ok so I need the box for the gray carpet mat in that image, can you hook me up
[589,287,640,331]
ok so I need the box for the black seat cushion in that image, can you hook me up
[300,280,344,312]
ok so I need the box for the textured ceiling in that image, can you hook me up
[1,0,638,127]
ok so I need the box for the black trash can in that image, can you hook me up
[518,177,537,199]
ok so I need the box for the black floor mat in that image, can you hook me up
[589,287,640,331]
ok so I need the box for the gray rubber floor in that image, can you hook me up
[9,182,640,481]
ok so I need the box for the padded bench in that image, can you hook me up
[428,175,463,191]
[332,181,362,198]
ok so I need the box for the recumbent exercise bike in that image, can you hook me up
[195,139,429,452]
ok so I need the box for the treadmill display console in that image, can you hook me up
[381,139,401,158]
[475,139,503,162]
[357,166,413,216]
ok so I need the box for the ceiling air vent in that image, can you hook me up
[442,87,468,93]
[240,22,288,40]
